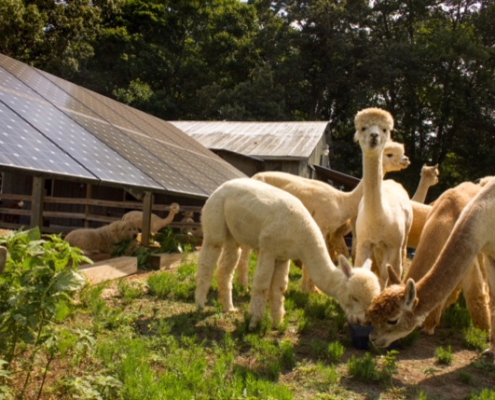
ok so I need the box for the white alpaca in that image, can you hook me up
[237,140,410,292]
[353,108,413,288]
[368,177,495,356]
[195,178,381,329]
[122,203,180,233]
[412,164,440,203]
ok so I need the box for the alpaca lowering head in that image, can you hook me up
[383,141,410,173]
[354,107,394,154]
[368,266,420,348]
[337,255,381,325]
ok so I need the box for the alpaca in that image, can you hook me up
[368,177,495,355]
[407,201,432,249]
[64,220,139,255]
[411,164,440,203]
[353,108,413,288]
[405,181,489,333]
[195,178,381,329]
[122,203,180,233]
[237,140,411,292]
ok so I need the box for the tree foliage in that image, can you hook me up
[1,0,495,192]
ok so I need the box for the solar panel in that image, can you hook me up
[0,53,246,198]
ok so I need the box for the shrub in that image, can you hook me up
[435,345,454,365]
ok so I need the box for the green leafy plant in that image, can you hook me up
[155,227,196,254]
[0,228,88,398]
[347,351,398,383]
[327,341,345,362]
[435,345,454,365]
[463,326,489,352]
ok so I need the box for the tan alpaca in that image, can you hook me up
[368,178,495,355]
[405,181,489,333]
[195,178,381,329]
[237,140,410,292]
[122,203,180,233]
[353,108,413,287]
[412,164,440,203]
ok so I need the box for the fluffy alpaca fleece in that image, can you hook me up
[122,203,180,233]
[412,164,440,203]
[368,178,495,355]
[64,220,138,255]
[195,178,381,329]
[353,107,413,288]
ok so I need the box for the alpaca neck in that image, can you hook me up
[415,217,482,318]
[362,152,384,214]
[338,181,365,221]
[300,241,348,302]
[156,211,176,230]
[412,177,431,203]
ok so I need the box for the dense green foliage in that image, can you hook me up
[2,0,495,195]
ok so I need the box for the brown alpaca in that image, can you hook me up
[412,164,440,203]
[406,181,489,333]
[368,178,495,356]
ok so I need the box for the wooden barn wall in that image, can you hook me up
[212,151,261,177]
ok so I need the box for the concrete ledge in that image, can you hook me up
[148,252,199,271]
[80,256,137,284]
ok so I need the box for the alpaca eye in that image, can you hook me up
[382,128,387,133]
[387,319,398,325]
[361,127,366,131]
[386,153,393,158]
[351,296,359,302]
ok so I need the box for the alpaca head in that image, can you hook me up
[421,164,439,185]
[383,141,410,173]
[337,255,381,325]
[368,266,421,348]
[354,108,394,154]
[170,203,180,214]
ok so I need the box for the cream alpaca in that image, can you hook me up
[368,178,495,355]
[353,108,413,287]
[412,164,440,203]
[238,140,410,292]
[122,203,180,233]
[405,182,489,333]
[195,178,380,329]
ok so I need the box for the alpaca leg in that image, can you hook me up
[462,260,490,331]
[482,255,495,357]
[216,236,241,312]
[269,259,290,327]
[236,244,251,288]
[249,251,276,330]
[301,265,317,293]
[195,240,222,308]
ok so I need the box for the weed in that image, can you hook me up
[463,326,489,352]
[310,339,328,359]
[459,371,473,385]
[117,279,144,303]
[467,389,495,399]
[435,345,454,365]
[347,350,398,383]
[327,341,345,362]
[441,299,471,330]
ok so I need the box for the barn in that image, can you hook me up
[0,53,246,243]
[170,121,331,178]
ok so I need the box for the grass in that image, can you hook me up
[3,249,495,399]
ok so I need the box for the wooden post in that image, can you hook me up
[85,184,92,228]
[30,176,45,230]
[141,191,153,247]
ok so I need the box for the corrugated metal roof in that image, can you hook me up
[170,121,329,160]
[0,54,246,199]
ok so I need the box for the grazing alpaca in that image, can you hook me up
[405,182,489,333]
[353,108,413,287]
[238,140,410,292]
[368,178,495,355]
[195,178,380,329]
[412,164,440,203]
[122,203,180,233]
[65,220,139,255]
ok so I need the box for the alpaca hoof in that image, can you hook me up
[248,319,260,331]
[421,326,435,335]
[482,349,495,359]
[225,306,238,313]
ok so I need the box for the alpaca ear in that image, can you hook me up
[404,279,417,311]
[353,131,360,142]
[338,255,353,278]
[387,264,401,285]
[361,258,372,271]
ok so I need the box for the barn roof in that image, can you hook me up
[0,54,245,199]
[170,121,329,160]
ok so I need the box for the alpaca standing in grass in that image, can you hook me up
[353,108,413,288]
[368,178,495,355]
[195,178,380,329]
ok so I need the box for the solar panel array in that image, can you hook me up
[0,54,245,197]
